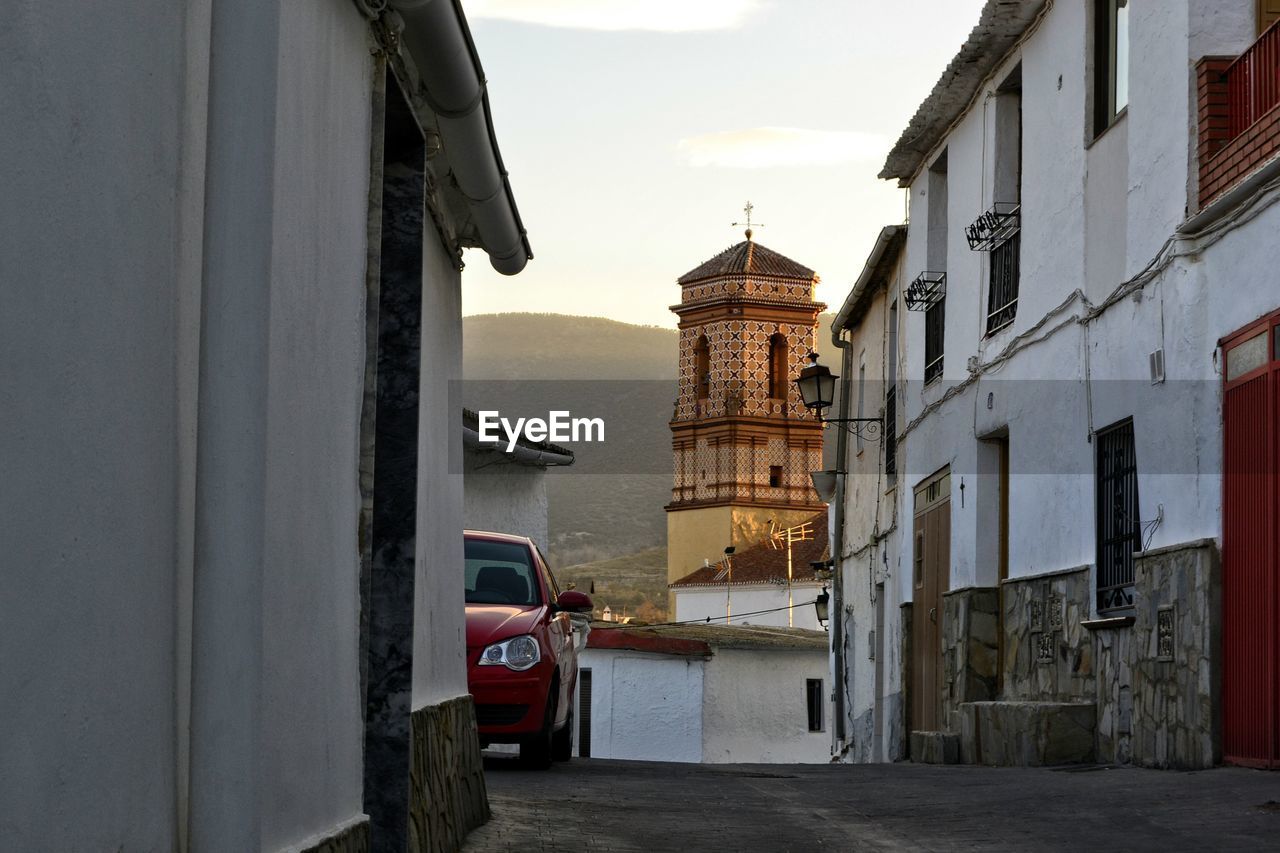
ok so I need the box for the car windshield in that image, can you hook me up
[465,538,540,606]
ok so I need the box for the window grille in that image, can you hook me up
[924,299,945,384]
[578,669,592,757]
[986,234,1020,334]
[884,385,897,477]
[1096,420,1140,613]
[806,679,824,732]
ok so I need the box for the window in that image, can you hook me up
[465,539,541,605]
[925,301,945,384]
[695,335,710,399]
[925,153,948,384]
[1096,419,1140,613]
[806,679,824,732]
[769,465,783,488]
[987,68,1022,335]
[885,301,898,481]
[1094,0,1130,135]
[768,333,788,399]
[856,361,866,453]
[579,669,592,758]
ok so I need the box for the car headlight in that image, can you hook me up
[478,634,541,671]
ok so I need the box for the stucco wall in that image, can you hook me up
[413,214,469,709]
[578,649,706,762]
[701,649,832,764]
[840,0,1280,766]
[673,584,824,630]
[0,1,189,847]
[258,2,372,847]
[463,452,550,551]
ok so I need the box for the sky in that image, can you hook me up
[458,0,988,328]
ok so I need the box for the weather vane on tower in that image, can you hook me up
[732,201,765,241]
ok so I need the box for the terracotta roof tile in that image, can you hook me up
[678,240,816,285]
[669,511,829,588]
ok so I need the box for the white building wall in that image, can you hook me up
[673,584,824,630]
[837,0,1280,765]
[463,455,550,551]
[701,649,832,764]
[578,649,705,762]
[0,2,189,847]
[258,2,371,846]
[413,223,470,709]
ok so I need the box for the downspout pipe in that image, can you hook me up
[829,325,853,751]
[389,0,533,275]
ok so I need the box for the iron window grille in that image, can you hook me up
[965,202,1021,252]
[1096,419,1140,614]
[905,271,946,311]
[884,385,897,477]
[806,678,824,732]
[986,233,1020,334]
[924,299,945,384]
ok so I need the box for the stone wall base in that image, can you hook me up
[409,694,490,853]
[959,701,1095,766]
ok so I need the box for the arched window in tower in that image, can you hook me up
[768,333,788,399]
[695,335,711,400]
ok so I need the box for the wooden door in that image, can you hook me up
[1222,315,1280,767]
[1259,0,1280,35]
[912,470,951,733]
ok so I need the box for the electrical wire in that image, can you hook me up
[592,597,822,630]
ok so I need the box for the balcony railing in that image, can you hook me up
[1226,19,1280,140]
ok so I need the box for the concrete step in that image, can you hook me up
[910,730,961,765]
[959,701,1096,766]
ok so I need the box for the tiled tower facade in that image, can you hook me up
[666,234,826,595]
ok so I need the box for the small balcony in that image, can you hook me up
[1197,20,1280,208]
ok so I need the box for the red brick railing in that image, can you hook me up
[1197,21,1280,209]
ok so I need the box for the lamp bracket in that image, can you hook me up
[817,416,885,442]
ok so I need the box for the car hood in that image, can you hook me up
[465,604,545,648]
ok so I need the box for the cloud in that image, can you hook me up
[463,0,760,32]
[676,127,888,169]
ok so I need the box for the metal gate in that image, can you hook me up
[1222,312,1280,768]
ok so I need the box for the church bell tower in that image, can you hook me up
[667,222,826,597]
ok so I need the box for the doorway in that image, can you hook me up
[1221,312,1280,768]
[912,468,951,734]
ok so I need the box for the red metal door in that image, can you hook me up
[1222,314,1280,768]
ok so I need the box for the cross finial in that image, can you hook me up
[732,201,765,241]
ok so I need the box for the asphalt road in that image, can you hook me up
[463,755,1280,852]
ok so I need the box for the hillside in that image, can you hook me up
[553,546,668,623]
[464,313,677,380]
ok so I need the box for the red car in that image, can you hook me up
[464,530,592,768]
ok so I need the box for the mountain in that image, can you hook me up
[463,313,677,380]
[462,312,838,568]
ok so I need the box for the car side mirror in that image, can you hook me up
[556,590,593,614]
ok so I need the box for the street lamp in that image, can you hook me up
[794,352,883,441]
[814,586,830,628]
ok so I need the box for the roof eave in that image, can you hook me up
[879,0,1051,186]
[833,225,907,334]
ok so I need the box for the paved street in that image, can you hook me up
[464,756,1280,852]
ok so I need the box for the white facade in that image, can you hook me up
[577,630,831,764]
[673,583,826,631]
[0,0,528,848]
[831,0,1280,764]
